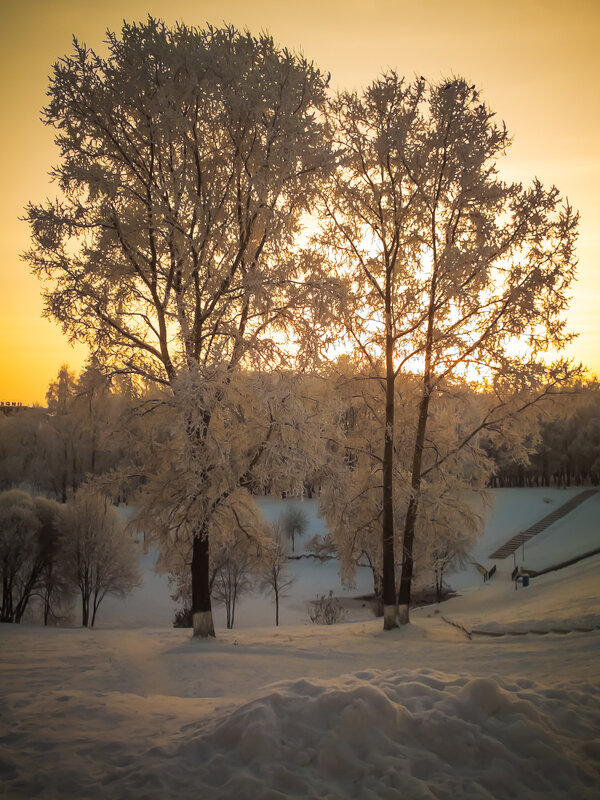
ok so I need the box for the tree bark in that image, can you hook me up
[2,576,13,622]
[91,590,103,627]
[44,590,50,626]
[398,387,431,624]
[381,301,398,629]
[192,529,215,638]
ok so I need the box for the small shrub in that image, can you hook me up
[308,590,345,625]
[173,605,193,628]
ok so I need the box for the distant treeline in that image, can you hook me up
[486,384,600,487]
[0,363,138,500]
[2,365,599,498]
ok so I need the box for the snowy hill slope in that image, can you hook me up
[1,489,600,798]
[96,488,599,630]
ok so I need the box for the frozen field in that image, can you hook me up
[1,488,599,798]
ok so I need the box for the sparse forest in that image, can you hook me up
[2,17,592,637]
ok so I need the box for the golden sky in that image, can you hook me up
[1,0,598,404]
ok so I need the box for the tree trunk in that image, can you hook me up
[82,595,89,627]
[230,582,237,630]
[381,305,398,629]
[372,571,384,617]
[397,233,439,624]
[14,559,44,623]
[2,576,13,622]
[91,591,102,627]
[275,586,279,626]
[397,495,418,623]
[13,594,29,623]
[397,366,432,624]
[192,530,215,638]
[61,458,67,503]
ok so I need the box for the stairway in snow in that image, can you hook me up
[489,489,598,560]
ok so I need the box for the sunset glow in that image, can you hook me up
[1,0,598,404]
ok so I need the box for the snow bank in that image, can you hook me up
[3,489,599,798]
[2,666,599,799]
[178,669,599,799]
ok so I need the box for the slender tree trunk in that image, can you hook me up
[230,582,237,630]
[381,303,398,629]
[14,593,30,623]
[91,591,102,627]
[72,444,78,495]
[371,570,384,617]
[90,398,96,475]
[14,559,44,623]
[191,528,215,638]
[91,431,96,475]
[61,446,68,504]
[82,594,89,627]
[397,242,438,624]
[2,575,13,622]
[398,386,431,624]
[275,585,279,626]
[0,575,13,622]
[435,562,446,602]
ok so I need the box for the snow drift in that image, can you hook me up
[167,669,600,800]
[2,666,599,799]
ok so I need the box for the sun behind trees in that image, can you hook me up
[25,19,579,635]
[317,75,579,626]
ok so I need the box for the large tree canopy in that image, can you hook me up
[27,19,331,380]
[25,18,333,637]
[318,75,579,626]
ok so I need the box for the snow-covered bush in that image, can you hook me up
[60,488,140,627]
[257,523,295,626]
[0,489,43,622]
[308,591,345,625]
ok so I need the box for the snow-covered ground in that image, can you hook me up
[1,488,599,798]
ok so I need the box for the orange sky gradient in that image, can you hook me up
[1,0,598,404]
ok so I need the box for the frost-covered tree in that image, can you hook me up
[59,488,139,626]
[318,75,579,626]
[0,407,55,494]
[45,366,80,502]
[258,522,295,626]
[137,368,325,633]
[320,364,487,614]
[31,496,71,625]
[487,381,600,487]
[0,490,45,622]
[211,512,264,630]
[0,490,71,624]
[25,19,332,636]
[280,505,308,553]
[0,366,131,499]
